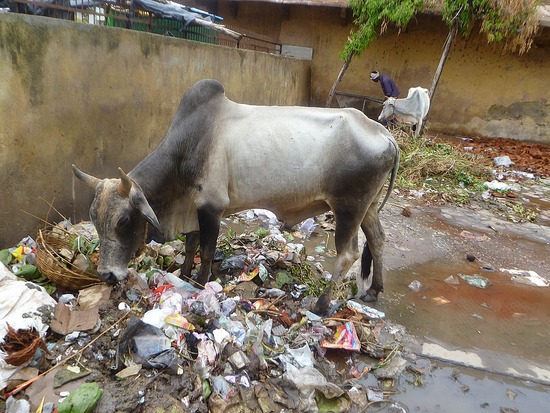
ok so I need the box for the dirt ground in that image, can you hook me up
[431,133,550,178]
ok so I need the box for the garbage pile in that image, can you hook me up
[0,210,417,413]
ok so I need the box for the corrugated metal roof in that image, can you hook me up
[229,0,348,7]
[228,0,550,26]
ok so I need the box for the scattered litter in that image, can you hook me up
[0,263,56,389]
[50,285,111,335]
[483,180,520,192]
[366,386,384,402]
[53,366,91,388]
[444,275,460,285]
[117,318,177,371]
[432,296,451,305]
[321,322,361,352]
[409,189,425,198]
[408,280,422,292]
[115,363,142,379]
[493,156,514,167]
[458,274,491,289]
[500,269,549,287]
[57,382,103,413]
[347,300,385,319]
[0,210,470,411]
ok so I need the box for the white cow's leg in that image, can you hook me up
[415,118,423,138]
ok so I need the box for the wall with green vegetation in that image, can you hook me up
[219,4,550,144]
[0,13,310,247]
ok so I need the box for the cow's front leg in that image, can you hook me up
[196,206,222,286]
[181,231,200,279]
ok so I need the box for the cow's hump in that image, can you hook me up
[181,79,226,113]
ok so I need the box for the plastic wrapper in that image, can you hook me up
[321,322,361,352]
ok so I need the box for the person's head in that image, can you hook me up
[370,71,380,82]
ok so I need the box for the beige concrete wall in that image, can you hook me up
[0,13,310,247]
[219,4,550,144]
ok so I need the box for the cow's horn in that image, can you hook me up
[72,164,100,189]
[117,168,132,197]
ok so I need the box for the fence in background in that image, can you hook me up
[5,0,282,54]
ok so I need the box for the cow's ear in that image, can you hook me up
[72,164,100,189]
[129,186,162,233]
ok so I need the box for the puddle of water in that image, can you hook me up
[380,258,550,366]
[360,360,550,413]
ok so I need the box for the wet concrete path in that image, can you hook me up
[358,194,550,411]
[377,197,550,368]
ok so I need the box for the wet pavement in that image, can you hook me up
[346,191,550,412]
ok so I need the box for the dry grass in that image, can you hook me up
[390,127,492,203]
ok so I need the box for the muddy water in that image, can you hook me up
[360,361,550,413]
[380,258,550,367]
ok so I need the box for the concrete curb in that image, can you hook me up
[420,341,550,386]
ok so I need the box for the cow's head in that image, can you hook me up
[72,165,161,283]
[378,98,396,122]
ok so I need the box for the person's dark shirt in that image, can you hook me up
[379,74,399,98]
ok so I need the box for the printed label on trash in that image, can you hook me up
[321,321,361,352]
[346,300,385,319]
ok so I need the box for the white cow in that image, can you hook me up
[73,79,400,315]
[378,87,430,137]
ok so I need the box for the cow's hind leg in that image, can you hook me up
[314,207,363,315]
[358,204,386,302]
[356,240,372,299]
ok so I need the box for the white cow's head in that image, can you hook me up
[72,165,162,283]
[378,98,396,122]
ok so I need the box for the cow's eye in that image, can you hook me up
[117,214,130,228]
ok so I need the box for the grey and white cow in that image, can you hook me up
[379,86,430,137]
[73,79,400,314]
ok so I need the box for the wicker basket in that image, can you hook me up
[35,226,101,291]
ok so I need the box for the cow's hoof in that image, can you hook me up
[359,290,379,303]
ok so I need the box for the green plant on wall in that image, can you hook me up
[442,0,540,55]
[326,0,541,110]
[326,0,423,106]
[340,0,424,61]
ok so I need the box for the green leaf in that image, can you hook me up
[57,382,103,413]
[14,264,40,280]
[255,227,270,239]
[0,249,12,266]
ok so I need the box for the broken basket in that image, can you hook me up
[35,226,101,291]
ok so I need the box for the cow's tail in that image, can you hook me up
[378,136,400,213]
